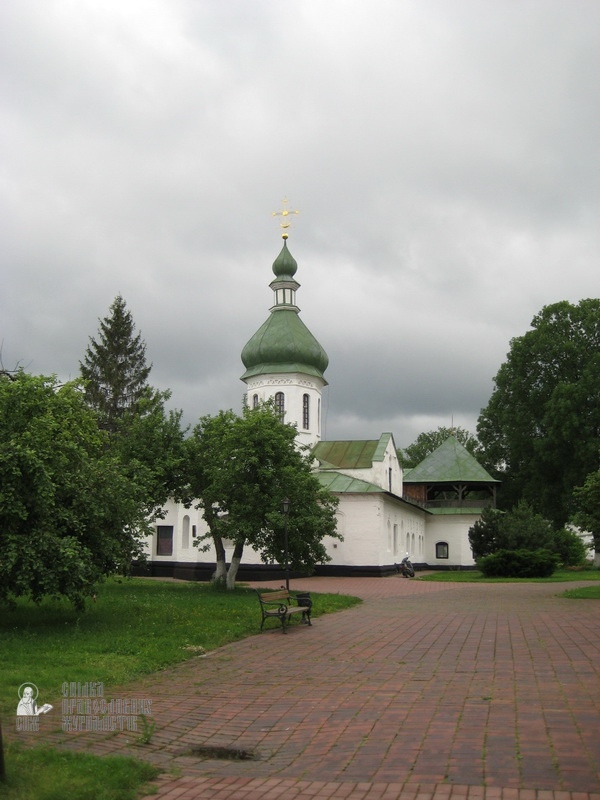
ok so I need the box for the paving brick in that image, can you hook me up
[15,576,599,800]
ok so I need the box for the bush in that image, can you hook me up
[552,527,588,566]
[468,501,555,560]
[478,548,558,578]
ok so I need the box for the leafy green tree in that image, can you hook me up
[477,299,600,526]
[111,390,188,514]
[0,372,152,609]
[80,296,152,433]
[572,469,600,565]
[469,500,555,559]
[469,500,584,566]
[398,426,480,469]
[185,403,340,589]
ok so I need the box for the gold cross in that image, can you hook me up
[272,197,299,239]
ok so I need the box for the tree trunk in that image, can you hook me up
[212,535,227,585]
[226,541,245,590]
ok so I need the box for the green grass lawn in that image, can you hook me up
[1,577,361,716]
[0,743,160,800]
[418,567,600,583]
[562,584,600,599]
[0,577,361,799]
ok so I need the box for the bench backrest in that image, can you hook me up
[258,590,291,603]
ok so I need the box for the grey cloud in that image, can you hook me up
[1,0,598,450]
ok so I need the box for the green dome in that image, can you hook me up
[241,240,328,382]
[241,307,329,381]
[272,240,298,278]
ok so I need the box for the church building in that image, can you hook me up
[144,225,498,580]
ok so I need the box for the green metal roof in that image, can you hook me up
[240,307,329,381]
[313,434,393,470]
[403,436,499,484]
[271,240,298,279]
[240,240,329,382]
[316,471,388,493]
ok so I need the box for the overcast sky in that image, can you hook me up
[1,0,598,448]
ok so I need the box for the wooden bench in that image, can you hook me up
[255,589,312,633]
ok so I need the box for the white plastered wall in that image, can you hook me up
[323,493,427,567]
[243,371,325,449]
[424,514,477,567]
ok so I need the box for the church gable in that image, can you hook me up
[314,433,402,495]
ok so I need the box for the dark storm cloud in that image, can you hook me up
[1,0,598,448]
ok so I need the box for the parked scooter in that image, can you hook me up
[396,555,415,578]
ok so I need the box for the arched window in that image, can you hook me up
[252,394,259,409]
[274,391,285,420]
[436,542,449,559]
[182,515,190,549]
[302,394,310,429]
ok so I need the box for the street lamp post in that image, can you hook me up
[282,498,290,591]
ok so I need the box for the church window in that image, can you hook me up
[182,516,190,549]
[156,525,174,556]
[252,394,259,409]
[275,391,285,420]
[302,394,310,429]
[436,542,449,559]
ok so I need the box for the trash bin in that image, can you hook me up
[294,592,311,608]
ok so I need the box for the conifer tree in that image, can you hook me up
[80,296,152,433]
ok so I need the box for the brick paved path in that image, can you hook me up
[38,577,600,799]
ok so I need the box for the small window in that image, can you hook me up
[436,542,449,559]
[275,391,285,420]
[157,525,174,556]
[252,394,259,409]
[302,394,310,429]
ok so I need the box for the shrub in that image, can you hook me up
[469,501,555,561]
[552,527,588,567]
[478,548,558,578]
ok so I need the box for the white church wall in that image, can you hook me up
[244,371,326,448]
[147,499,301,569]
[143,500,209,564]
[424,514,477,567]
[325,495,387,566]
[325,493,427,567]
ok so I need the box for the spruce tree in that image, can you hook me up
[80,295,152,433]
